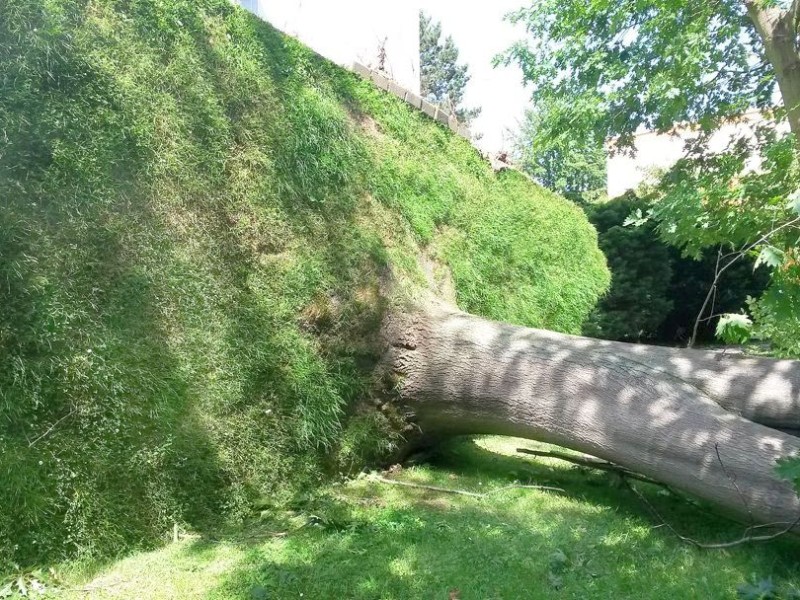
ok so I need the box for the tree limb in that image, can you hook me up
[516,448,669,487]
[626,480,800,549]
[689,215,800,348]
[371,475,565,497]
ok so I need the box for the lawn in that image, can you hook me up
[44,437,799,599]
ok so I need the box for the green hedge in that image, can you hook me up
[583,194,767,343]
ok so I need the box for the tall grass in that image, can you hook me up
[0,0,608,568]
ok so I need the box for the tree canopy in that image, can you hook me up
[500,0,799,147]
[515,98,607,202]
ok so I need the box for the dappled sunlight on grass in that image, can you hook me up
[54,436,800,599]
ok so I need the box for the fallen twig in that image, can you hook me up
[493,484,566,494]
[371,475,565,498]
[516,447,667,487]
[625,480,800,549]
[28,411,74,447]
[372,475,485,497]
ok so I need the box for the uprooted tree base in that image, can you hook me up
[381,301,800,532]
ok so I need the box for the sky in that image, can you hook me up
[421,0,532,153]
[243,0,533,154]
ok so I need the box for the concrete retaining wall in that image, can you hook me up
[353,63,471,141]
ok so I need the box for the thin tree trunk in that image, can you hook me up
[746,0,800,142]
[384,303,800,529]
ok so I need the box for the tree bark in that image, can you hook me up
[385,303,800,529]
[746,0,800,142]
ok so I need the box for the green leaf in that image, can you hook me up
[623,208,649,227]
[775,455,800,494]
[715,313,752,345]
[753,246,785,270]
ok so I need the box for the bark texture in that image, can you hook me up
[385,303,800,529]
[746,0,800,142]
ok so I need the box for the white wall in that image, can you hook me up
[234,0,421,94]
[606,111,790,198]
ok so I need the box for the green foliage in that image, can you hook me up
[515,98,607,203]
[502,0,800,354]
[747,279,800,357]
[649,131,798,257]
[419,11,480,123]
[648,130,800,354]
[583,195,769,343]
[776,455,800,495]
[583,196,673,341]
[43,438,800,599]
[716,313,753,345]
[0,0,607,568]
[438,171,608,333]
[500,0,776,148]
[776,448,800,508]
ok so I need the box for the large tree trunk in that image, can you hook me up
[385,303,800,530]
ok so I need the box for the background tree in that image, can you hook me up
[419,11,481,123]
[515,98,606,203]
[583,195,675,342]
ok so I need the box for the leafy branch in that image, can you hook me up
[689,214,800,347]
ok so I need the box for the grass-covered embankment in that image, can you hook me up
[0,0,608,567]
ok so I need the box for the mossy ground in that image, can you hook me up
[1,0,607,568]
[41,437,800,599]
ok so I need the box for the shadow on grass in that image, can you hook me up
[201,437,800,600]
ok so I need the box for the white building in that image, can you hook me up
[234,0,421,94]
[606,111,790,198]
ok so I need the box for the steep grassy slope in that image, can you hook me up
[0,0,608,567]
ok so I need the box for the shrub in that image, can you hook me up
[583,194,768,343]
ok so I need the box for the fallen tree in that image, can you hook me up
[383,301,800,530]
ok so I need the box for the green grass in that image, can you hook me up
[0,0,608,569]
[39,437,800,599]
